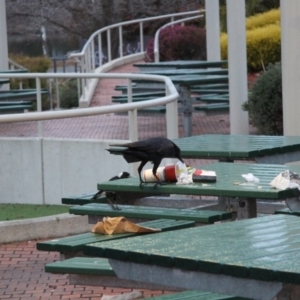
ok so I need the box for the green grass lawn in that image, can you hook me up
[0,204,70,221]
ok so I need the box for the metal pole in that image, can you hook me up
[0,1,9,90]
[127,79,138,141]
[226,0,249,134]
[36,77,43,137]
[281,0,300,135]
[205,0,221,61]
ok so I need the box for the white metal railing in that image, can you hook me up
[69,10,201,104]
[154,13,205,62]
[0,10,206,141]
[0,72,179,141]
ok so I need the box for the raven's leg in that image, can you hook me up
[137,160,148,188]
[152,160,166,187]
[106,192,121,210]
[91,190,103,200]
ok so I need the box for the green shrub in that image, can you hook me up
[220,23,280,72]
[59,79,79,109]
[246,8,280,30]
[243,63,282,135]
[9,54,51,89]
[144,25,206,62]
[9,54,51,72]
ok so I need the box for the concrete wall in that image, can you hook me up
[0,137,136,205]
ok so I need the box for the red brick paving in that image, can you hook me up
[0,61,257,299]
[0,240,175,299]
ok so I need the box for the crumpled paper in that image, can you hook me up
[92,216,161,235]
[242,173,260,183]
[270,170,300,190]
[176,161,193,185]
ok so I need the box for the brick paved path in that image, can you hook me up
[0,240,173,300]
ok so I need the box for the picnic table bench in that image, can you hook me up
[61,192,107,205]
[37,219,195,257]
[92,162,300,219]
[138,68,228,76]
[0,89,48,101]
[84,214,300,299]
[134,60,228,71]
[69,203,233,224]
[0,103,33,113]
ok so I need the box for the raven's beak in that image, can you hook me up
[177,156,184,163]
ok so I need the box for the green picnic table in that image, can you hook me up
[84,214,300,299]
[168,74,229,136]
[108,134,300,164]
[134,60,228,71]
[96,162,300,219]
[172,134,300,164]
[138,68,228,76]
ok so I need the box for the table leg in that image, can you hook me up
[237,198,257,219]
[180,86,192,137]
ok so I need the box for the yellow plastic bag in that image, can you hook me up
[92,216,161,235]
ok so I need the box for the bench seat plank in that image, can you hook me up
[36,219,196,253]
[45,257,114,276]
[61,192,107,205]
[69,203,232,223]
[275,208,300,216]
[134,60,228,70]
[151,290,249,300]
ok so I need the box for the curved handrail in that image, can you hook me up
[0,72,179,140]
[70,10,201,61]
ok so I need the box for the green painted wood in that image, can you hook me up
[137,106,166,113]
[0,101,32,106]
[112,91,165,99]
[0,104,32,111]
[61,192,107,205]
[171,134,300,159]
[139,68,228,76]
[70,203,232,223]
[169,74,229,86]
[0,69,28,73]
[36,219,196,253]
[84,214,300,285]
[275,208,300,216]
[95,163,300,200]
[194,104,229,112]
[193,89,229,95]
[0,79,10,85]
[191,83,229,90]
[151,290,250,300]
[45,257,115,276]
[0,89,48,100]
[0,88,47,94]
[134,60,228,69]
[112,96,159,103]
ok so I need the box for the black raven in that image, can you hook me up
[107,137,184,186]
[92,171,130,210]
